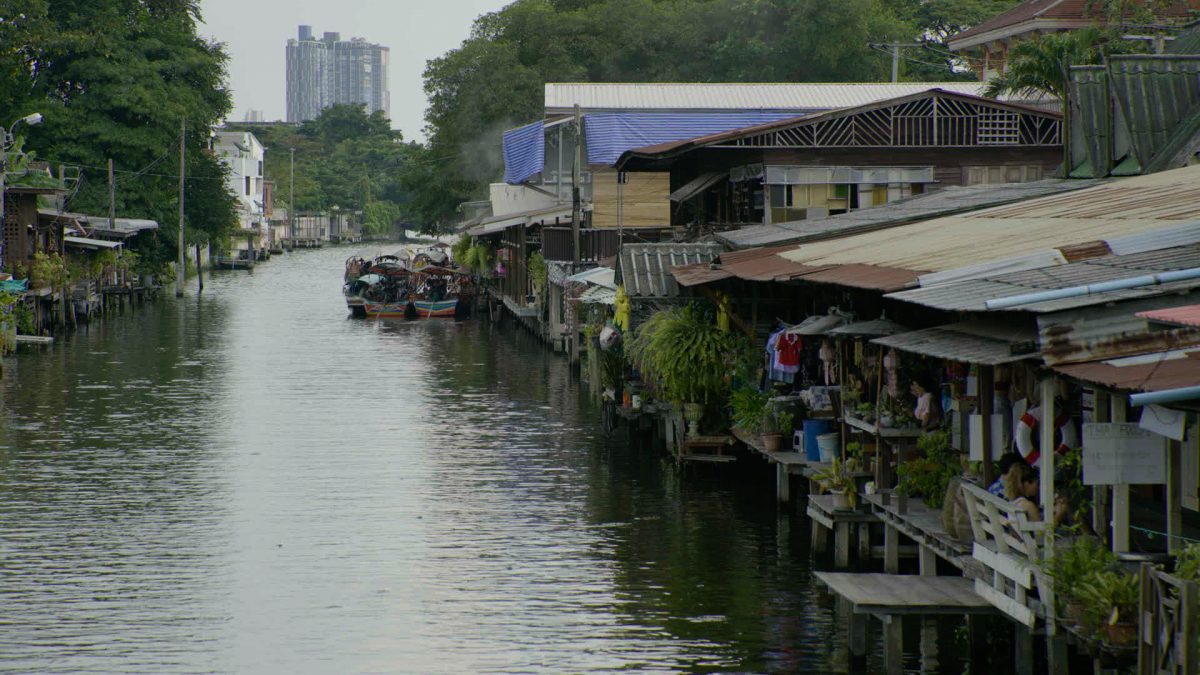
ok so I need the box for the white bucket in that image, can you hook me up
[817,433,839,463]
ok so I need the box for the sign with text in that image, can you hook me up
[1082,423,1166,485]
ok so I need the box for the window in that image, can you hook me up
[245,176,252,195]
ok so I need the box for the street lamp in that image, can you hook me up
[0,112,44,269]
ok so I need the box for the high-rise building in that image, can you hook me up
[285,26,390,123]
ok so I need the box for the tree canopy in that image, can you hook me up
[225,104,419,231]
[404,0,1023,228]
[0,0,237,268]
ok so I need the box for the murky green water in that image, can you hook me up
[0,247,990,674]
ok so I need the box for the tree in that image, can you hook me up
[0,0,237,269]
[409,0,919,226]
[983,27,1147,100]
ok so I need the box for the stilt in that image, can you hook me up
[857,523,872,562]
[883,614,903,675]
[1014,626,1034,675]
[884,523,899,574]
[849,611,868,659]
[918,546,936,576]
[835,522,850,568]
[776,463,789,503]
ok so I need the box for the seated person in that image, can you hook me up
[988,452,1028,497]
[910,376,943,431]
[1005,463,1042,522]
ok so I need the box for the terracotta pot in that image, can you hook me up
[761,433,782,453]
[1101,622,1137,649]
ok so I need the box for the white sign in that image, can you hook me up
[1082,423,1167,486]
[1139,404,1187,442]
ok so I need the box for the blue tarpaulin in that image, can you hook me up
[502,121,546,185]
[502,111,807,185]
[582,112,803,166]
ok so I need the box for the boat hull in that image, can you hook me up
[363,298,458,319]
[413,299,458,318]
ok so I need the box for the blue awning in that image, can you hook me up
[502,121,546,184]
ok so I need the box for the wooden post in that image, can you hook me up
[1093,389,1111,545]
[835,522,850,568]
[884,522,899,574]
[776,463,789,504]
[918,546,936,576]
[195,243,203,293]
[883,615,903,675]
[980,365,995,485]
[1138,563,1153,674]
[857,523,872,562]
[1112,393,1131,553]
[849,611,868,659]
[1168,438,1183,554]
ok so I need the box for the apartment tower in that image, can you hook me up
[285,25,390,123]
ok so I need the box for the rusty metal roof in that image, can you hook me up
[889,240,1200,314]
[1052,347,1200,392]
[949,0,1200,52]
[1139,304,1200,327]
[779,164,1200,274]
[872,320,1039,366]
[720,179,1103,250]
[617,242,723,298]
[670,246,918,291]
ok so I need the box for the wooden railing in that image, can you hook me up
[1140,564,1199,675]
[960,482,1047,627]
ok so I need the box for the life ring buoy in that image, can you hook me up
[1015,406,1077,466]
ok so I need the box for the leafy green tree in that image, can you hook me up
[0,0,237,269]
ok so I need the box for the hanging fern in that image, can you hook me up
[627,304,742,404]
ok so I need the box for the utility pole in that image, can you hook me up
[289,147,296,244]
[571,104,582,266]
[892,42,900,83]
[108,158,115,235]
[176,117,185,298]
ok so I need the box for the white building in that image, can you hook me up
[214,130,267,253]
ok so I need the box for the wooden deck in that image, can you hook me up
[678,435,736,464]
[863,492,971,575]
[807,494,878,567]
[815,572,996,615]
[816,571,996,675]
[732,426,810,502]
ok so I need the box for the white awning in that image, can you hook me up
[64,235,122,250]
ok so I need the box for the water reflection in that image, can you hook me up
[0,247,972,673]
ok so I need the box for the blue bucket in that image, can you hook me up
[803,420,833,461]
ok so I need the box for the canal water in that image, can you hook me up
[0,247,982,674]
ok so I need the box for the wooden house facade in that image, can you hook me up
[616,89,1065,230]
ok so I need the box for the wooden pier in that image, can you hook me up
[731,426,808,502]
[817,572,997,675]
[807,494,878,567]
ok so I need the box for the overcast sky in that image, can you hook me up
[198,0,512,141]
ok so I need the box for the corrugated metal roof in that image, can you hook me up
[545,82,1046,113]
[828,318,909,337]
[719,179,1103,250]
[1052,347,1200,392]
[565,266,616,289]
[778,164,1200,273]
[1139,304,1200,327]
[578,285,618,305]
[1167,21,1200,55]
[64,235,122,250]
[1038,296,1200,364]
[617,242,723,298]
[872,320,1039,366]
[890,241,1200,313]
[949,0,1200,51]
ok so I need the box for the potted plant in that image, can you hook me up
[627,305,747,438]
[730,388,770,435]
[895,431,958,508]
[1044,536,1118,626]
[1077,571,1139,648]
[760,410,793,453]
[814,458,857,510]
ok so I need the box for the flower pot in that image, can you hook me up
[1101,622,1137,649]
[761,433,782,453]
[831,492,852,510]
